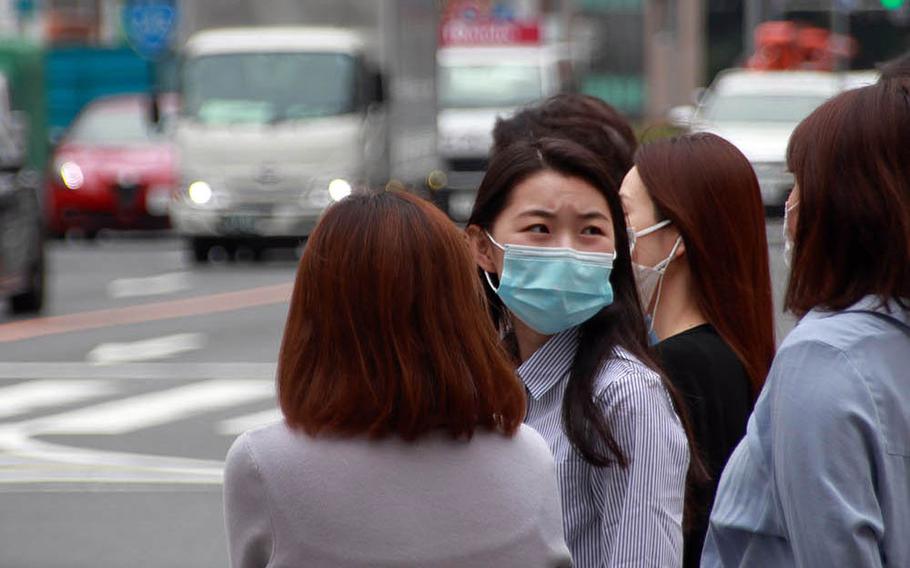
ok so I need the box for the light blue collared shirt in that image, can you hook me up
[702,297,910,567]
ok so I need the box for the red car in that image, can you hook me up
[46,94,178,238]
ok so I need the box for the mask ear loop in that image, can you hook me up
[483,231,506,293]
[650,235,683,335]
[634,219,672,239]
[483,270,501,293]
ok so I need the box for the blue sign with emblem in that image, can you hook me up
[122,0,178,60]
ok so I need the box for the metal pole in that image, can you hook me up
[829,1,850,72]
[744,0,762,56]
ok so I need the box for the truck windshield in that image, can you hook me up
[182,53,357,125]
[702,94,829,124]
[439,63,542,109]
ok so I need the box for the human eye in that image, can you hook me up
[581,226,606,236]
[525,224,550,234]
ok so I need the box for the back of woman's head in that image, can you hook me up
[491,93,637,191]
[786,79,910,316]
[635,133,775,395]
[278,191,526,440]
[879,51,910,81]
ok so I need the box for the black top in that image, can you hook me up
[656,324,753,568]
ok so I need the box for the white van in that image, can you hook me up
[170,9,438,262]
[436,44,570,220]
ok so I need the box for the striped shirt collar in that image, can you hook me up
[517,327,579,400]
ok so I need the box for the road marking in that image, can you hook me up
[0,380,118,419]
[107,272,191,299]
[0,430,225,485]
[86,333,206,365]
[0,362,277,380]
[0,364,279,485]
[216,407,283,436]
[26,379,274,436]
[0,282,293,343]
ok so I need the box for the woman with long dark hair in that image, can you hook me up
[703,79,910,566]
[466,137,695,567]
[224,191,571,567]
[619,133,775,566]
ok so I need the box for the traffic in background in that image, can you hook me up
[0,1,906,566]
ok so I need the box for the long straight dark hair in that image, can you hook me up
[635,133,775,396]
[468,137,702,474]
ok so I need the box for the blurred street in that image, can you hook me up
[0,0,900,564]
[0,236,295,568]
[0,222,794,568]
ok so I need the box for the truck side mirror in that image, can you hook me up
[7,110,28,167]
[148,91,162,131]
[371,72,386,105]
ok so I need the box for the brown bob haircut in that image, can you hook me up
[786,79,910,317]
[491,93,637,192]
[277,191,526,440]
[635,133,775,396]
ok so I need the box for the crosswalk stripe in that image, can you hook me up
[0,362,277,380]
[0,380,118,420]
[26,379,274,436]
[216,408,283,436]
[86,333,206,365]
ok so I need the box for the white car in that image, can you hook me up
[670,69,877,209]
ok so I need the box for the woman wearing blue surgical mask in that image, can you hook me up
[619,133,775,567]
[466,137,701,567]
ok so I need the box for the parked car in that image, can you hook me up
[1,169,44,314]
[46,93,178,238]
[669,70,845,210]
[0,73,44,314]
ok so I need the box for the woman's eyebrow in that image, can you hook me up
[517,209,557,219]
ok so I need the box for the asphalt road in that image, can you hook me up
[0,222,793,568]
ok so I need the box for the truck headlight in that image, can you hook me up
[188,181,213,205]
[328,178,352,202]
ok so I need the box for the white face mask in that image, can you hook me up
[783,200,799,268]
[633,236,683,316]
[629,219,674,311]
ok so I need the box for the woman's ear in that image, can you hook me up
[672,234,686,259]
[465,225,500,274]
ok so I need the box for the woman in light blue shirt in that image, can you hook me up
[702,78,910,567]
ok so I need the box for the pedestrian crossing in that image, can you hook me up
[29,379,274,436]
[0,377,279,436]
[0,380,118,420]
[0,363,284,485]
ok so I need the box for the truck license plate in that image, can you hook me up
[219,214,258,234]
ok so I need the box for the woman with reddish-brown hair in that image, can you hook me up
[619,132,775,567]
[704,79,910,566]
[223,191,571,568]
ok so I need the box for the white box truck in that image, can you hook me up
[170,1,438,262]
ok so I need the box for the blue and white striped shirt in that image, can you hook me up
[518,327,689,567]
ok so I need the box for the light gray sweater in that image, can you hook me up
[224,422,572,568]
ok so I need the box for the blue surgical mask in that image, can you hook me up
[484,233,615,335]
